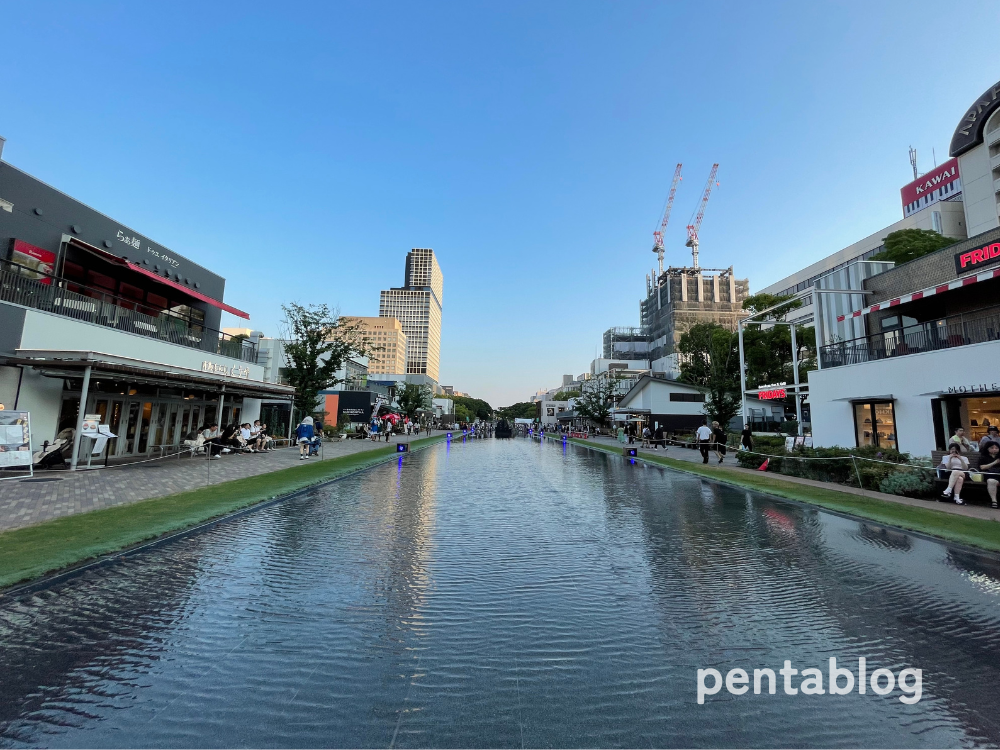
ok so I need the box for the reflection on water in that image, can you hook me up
[1,439,1000,748]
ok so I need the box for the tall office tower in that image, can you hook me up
[379,248,443,383]
[340,316,407,376]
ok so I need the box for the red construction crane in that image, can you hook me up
[652,163,683,274]
[685,163,719,269]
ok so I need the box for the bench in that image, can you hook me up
[930,450,995,505]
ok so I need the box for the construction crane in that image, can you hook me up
[685,163,719,270]
[652,163,683,275]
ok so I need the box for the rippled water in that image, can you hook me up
[2,438,1000,748]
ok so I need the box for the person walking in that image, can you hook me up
[617,424,626,444]
[740,424,754,451]
[295,416,315,460]
[711,420,727,464]
[653,424,664,450]
[695,420,713,464]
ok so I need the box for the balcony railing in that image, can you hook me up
[0,260,256,363]
[820,303,1000,368]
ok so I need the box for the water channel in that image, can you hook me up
[1,438,1000,747]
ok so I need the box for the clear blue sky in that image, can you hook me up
[3,1,997,406]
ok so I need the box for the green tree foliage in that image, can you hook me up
[450,395,493,421]
[741,293,802,321]
[396,383,432,419]
[454,403,474,422]
[551,390,581,401]
[575,380,617,427]
[871,228,954,265]
[497,402,538,420]
[677,323,742,428]
[281,303,366,419]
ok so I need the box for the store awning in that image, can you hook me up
[6,350,294,399]
[68,239,250,319]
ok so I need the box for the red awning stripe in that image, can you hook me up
[125,262,250,319]
[836,267,1000,322]
[65,238,249,319]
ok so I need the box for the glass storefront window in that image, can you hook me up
[854,403,874,447]
[853,400,897,450]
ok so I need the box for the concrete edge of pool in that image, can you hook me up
[0,435,456,597]
[557,435,1000,556]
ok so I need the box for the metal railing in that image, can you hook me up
[820,304,1000,368]
[0,260,257,363]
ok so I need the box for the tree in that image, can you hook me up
[741,293,801,322]
[677,323,742,428]
[575,380,617,427]
[552,389,581,401]
[450,395,493,421]
[497,402,537,420]
[871,228,954,265]
[397,383,432,419]
[281,303,366,420]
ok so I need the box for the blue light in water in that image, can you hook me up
[398,456,404,471]
[447,432,453,439]
[629,458,636,465]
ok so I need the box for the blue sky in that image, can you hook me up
[2,1,997,406]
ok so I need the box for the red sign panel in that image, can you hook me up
[900,158,960,208]
[9,239,56,285]
[758,388,787,400]
[956,242,1000,274]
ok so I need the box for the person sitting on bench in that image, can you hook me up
[979,440,1000,510]
[938,444,970,505]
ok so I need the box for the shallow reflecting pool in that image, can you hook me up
[2,438,1000,748]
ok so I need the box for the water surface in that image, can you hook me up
[1,438,999,747]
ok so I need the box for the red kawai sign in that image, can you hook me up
[956,242,1000,274]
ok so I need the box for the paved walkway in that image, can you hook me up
[0,434,434,533]
[573,435,1000,523]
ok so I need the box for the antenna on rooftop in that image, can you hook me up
[909,146,918,180]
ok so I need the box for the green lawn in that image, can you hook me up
[0,435,446,591]
[568,437,1000,552]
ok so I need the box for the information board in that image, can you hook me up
[0,412,31,467]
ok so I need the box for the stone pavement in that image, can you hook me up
[571,434,1000,523]
[0,434,431,533]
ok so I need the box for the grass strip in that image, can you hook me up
[566,437,1000,552]
[0,435,447,590]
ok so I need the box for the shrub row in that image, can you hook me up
[734,443,934,495]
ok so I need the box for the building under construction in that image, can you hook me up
[596,163,750,374]
[639,265,749,362]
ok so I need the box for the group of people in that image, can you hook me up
[191,420,274,459]
[938,425,1000,507]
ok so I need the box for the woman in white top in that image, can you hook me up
[939,443,970,504]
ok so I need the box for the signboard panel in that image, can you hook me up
[955,241,1000,274]
[0,412,31,468]
[9,239,56,284]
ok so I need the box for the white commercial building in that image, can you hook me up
[615,375,711,433]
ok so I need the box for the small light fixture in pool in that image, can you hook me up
[623,447,637,457]
[447,432,453,439]
[397,443,409,453]
[629,458,636,465]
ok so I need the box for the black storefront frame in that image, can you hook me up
[851,399,898,450]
